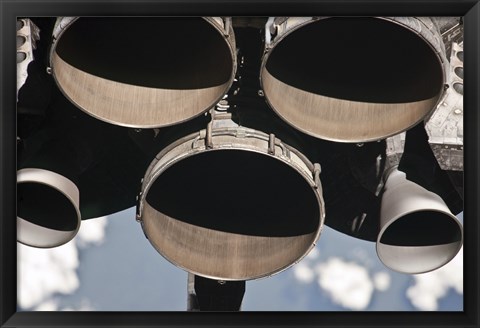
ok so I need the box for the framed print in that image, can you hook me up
[1,0,479,327]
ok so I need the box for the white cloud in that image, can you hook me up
[373,272,391,292]
[293,247,320,283]
[17,242,79,309]
[293,263,315,284]
[314,258,374,310]
[17,216,109,310]
[292,244,390,310]
[33,299,60,311]
[406,247,463,311]
[76,216,108,248]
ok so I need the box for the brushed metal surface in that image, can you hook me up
[52,53,229,128]
[143,202,316,281]
[262,69,439,142]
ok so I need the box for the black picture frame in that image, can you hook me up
[1,0,479,327]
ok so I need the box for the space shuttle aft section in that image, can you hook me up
[17,16,464,288]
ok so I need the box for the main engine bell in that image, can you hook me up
[137,119,325,280]
[49,17,236,128]
[261,17,448,142]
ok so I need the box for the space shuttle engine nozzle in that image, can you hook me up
[261,17,447,142]
[376,168,463,274]
[137,125,325,281]
[17,168,81,248]
[50,17,236,128]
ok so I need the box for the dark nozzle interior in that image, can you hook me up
[146,150,320,237]
[266,17,444,103]
[17,182,78,231]
[380,211,462,246]
[55,17,233,89]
